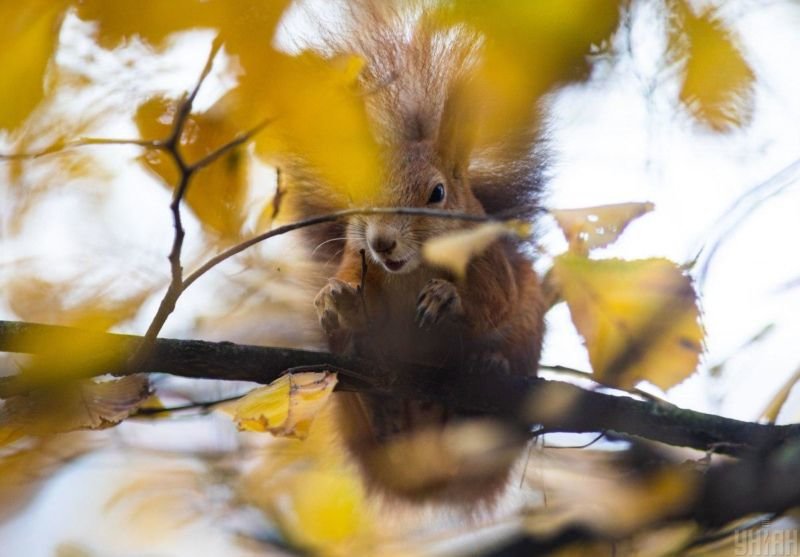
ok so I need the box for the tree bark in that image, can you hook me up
[2,320,798,457]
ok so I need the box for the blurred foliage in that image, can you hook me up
[0,0,783,555]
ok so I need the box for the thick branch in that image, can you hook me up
[2,320,799,457]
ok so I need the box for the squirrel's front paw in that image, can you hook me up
[416,279,463,328]
[315,278,363,337]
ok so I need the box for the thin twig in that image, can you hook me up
[694,156,800,289]
[190,120,270,172]
[0,137,160,160]
[133,394,245,417]
[136,39,225,352]
[181,207,500,292]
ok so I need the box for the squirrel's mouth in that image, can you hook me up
[382,258,407,272]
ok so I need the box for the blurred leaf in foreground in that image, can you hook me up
[0,376,150,446]
[437,0,621,145]
[422,221,530,279]
[552,254,704,390]
[552,202,655,255]
[0,1,66,132]
[671,2,754,130]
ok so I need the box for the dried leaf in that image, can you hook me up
[0,376,151,446]
[552,202,655,254]
[422,221,529,279]
[227,371,337,439]
[0,1,66,131]
[672,3,754,130]
[0,434,94,522]
[552,254,704,390]
[105,463,206,536]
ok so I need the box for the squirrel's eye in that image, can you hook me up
[428,183,445,204]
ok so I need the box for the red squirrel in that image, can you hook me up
[287,2,546,504]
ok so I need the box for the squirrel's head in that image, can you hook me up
[350,136,482,275]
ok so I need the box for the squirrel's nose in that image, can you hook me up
[370,236,397,254]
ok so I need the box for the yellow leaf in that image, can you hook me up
[76,0,290,51]
[672,3,754,130]
[0,376,151,446]
[438,0,621,144]
[228,50,382,207]
[282,470,372,552]
[552,202,655,255]
[7,276,149,330]
[228,371,338,439]
[0,2,66,131]
[135,97,250,239]
[422,221,527,279]
[0,434,93,520]
[552,254,704,390]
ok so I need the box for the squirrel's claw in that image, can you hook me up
[416,279,463,329]
[315,278,362,337]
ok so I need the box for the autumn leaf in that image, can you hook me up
[281,470,374,554]
[671,2,754,130]
[227,50,382,207]
[74,0,224,50]
[238,404,386,555]
[0,376,151,446]
[75,0,290,52]
[437,0,621,144]
[135,97,251,239]
[552,202,655,255]
[227,371,338,439]
[7,276,149,331]
[422,221,530,279]
[0,1,66,131]
[552,254,704,390]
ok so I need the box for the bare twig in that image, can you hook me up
[694,156,800,289]
[133,393,245,417]
[0,137,160,160]
[181,207,499,291]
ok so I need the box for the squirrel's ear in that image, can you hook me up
[437,78,476,179]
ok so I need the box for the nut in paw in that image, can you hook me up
[416,279,463,328]
[314,278,363,336]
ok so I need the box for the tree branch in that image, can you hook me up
[1,320,798,458]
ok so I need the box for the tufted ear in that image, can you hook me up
[436,77,476,180]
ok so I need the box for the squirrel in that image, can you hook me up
[285,1,546,505]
